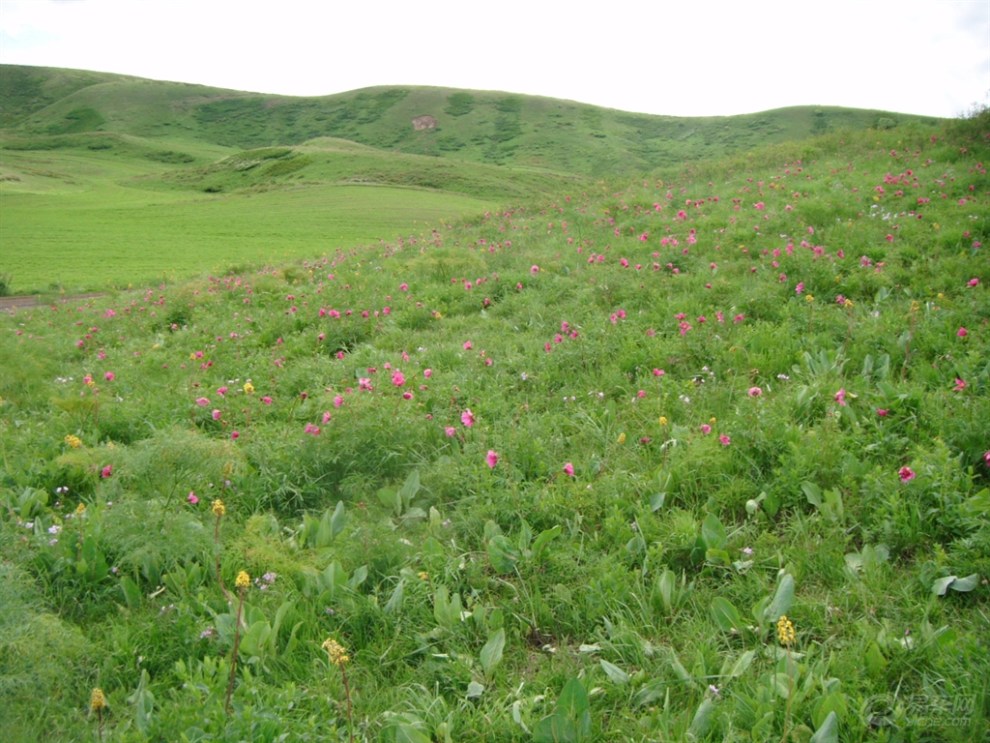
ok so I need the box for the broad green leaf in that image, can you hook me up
[701,512,727,550]
[724,650,756,679]
[933,574,980,595]
[802,482,822,508]
[329,500,347,539]
[479,628,505,676]
[599,659,630,684]
[466,680,485,698]
[347,564,368,589]
[398,469,421,506]
[487,534,520,574]
[531,525,562,560]
[710,596,744,633]
[764,573,795,624]
[687,698,715,741]
[809,711,840,743]
[384,579,405,615]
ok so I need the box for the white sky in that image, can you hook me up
[1,0,988,118]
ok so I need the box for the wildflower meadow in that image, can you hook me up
[1,106,988,741]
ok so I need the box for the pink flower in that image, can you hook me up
[187,492,199,505]
[747,386,763,398]
[957,327,968,338]
[485,450,499,469]
[261,395,273,405]
[216,386,228,397]
[304,423,321,436]
[953,377,967,392]
[834,388,848,406]
[402,391,414,400]
[391,371,406,387]
[333,395,344,408]
[231,431,240,440]
[562,462,575,477]
[461,409,475,428]
[898,466,916,483]
[322,411,332,424]
[100,465,112,479]
[444,426,456,437]
[652,368,665,377]
[876,408,889,417]
[530,265,540,274]
[463,340,473,350]
[754,201,765,210]
[699,424,712,435]
[195,397,210,407]
[104,371,115,381]
[719,434,731,446]
[211,409,222,421]
[423,368,433,378]
[984,451,990,468]
[967,278,980,287]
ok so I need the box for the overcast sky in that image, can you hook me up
[1,0,988,118]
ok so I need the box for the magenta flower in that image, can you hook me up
[333,395,344,408]
[304,423,321,436]
[876,408,889,417]
[211,409,222,421]
[100,465,112,479]
[261,395,273,405]
[461,409,475,428]
[898,466,916,482]
[957,327,968,338]
[719,434,731,446]
[423,368,433,379]
[216,386,228,397]
[322,411,332,424]
[530,265,540,274]
[700,424,712,435]
[834,388,848,406]
[463,340,473,350]
[953,378,967,392]
[485,450,499,469]
[984,451,990,468]
[187,492,199,505]
[231,431,240,440]
[391,371,406,387]
[195,397,210,407]
[562,462,575,477]
[104,371,115,381]
[967,278,980,287]
[747,386,763,398]
[444,426,456,437]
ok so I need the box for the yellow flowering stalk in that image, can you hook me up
[225,569,250,714]
[242,380,255,394]
[64,434,83,449]
[90,687,106,740]
[776,615,797,742]
[776,615,796,647]
[323,638,354,742]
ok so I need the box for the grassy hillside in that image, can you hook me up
[0,108,987,741]
[1,64,942,175]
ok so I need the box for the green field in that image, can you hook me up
[0,66,987,742]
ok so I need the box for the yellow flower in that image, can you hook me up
[90,687,106,712]
[805,294,815,303]
[659,416,669,427]
[211,499,226,517]
[417,571,429,581]
[64,434,83,449]
[843,299,854,308]
[322,638,350,666]
[776,615,796,647]
[74,503,86,516]
[243,381,255,394]
[709,417,717,424]
[235,570,250,590]
[617,432,626,445]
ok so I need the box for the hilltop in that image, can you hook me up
[1,64,941,176]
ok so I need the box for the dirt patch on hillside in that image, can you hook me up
[0,293,105,313]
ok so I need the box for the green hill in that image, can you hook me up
[1,64,941,176]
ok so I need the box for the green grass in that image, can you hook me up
[0,70,987,742]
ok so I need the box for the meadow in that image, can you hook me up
[0,68,988,742]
